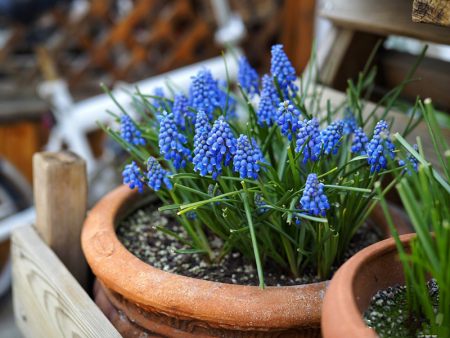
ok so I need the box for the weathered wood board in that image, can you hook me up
[12,225,121,338]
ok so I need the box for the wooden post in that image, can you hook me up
[33,151,88,288]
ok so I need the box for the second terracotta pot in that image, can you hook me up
[321,233,415,338]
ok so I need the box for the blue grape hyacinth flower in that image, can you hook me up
[189,69,223,120]
[120,115,146,146]
[122,161,145,193]
[158,112,191,170]
[300,173,330,217]
[147,157,172,191]
[320,121,344,155]
[351,127,369,155]
[257,74,280,126]
[233,135,264,180]
[277,100,301,140]
[366,120,396,173]
[192,111,213,174]
[172,94,193,129]
[295,118,322,163]
[270,44,298,97]
[398,144,419,175]
[342,108,358,135]
[238,56,259,97]
[152,87,170,110]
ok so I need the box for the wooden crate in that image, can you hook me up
[11,86,449,338]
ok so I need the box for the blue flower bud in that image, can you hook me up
[300,173,330,216]
[238,56,259,97]
[233,135,264,180]
[270,44,298,97]
[276,100,301,140]
[122,161,145,193]
[295,118,321,163]
[366,120,396,173]
[147,157,172,191]
[351,127,369,155]
[120,114,146,146]
[320,121,344,155]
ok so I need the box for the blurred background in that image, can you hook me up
[0,0,449,337]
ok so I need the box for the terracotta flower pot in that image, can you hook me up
[81,185,412,338]
[321,233,415,338]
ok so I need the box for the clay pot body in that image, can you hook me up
[82,186,411,338]
[321,234,415,338]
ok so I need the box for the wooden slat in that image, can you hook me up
[413,0,450,26]
[12,225,121,338]
[319,0,450,45]
[33,152,88,288]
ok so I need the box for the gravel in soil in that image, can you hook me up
[117,204,382,286]
[364,280,439,337]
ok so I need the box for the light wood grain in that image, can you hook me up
[12,225,121,338]
[33,152,88,288]
[413,0,450,26]
[319,0,450,45]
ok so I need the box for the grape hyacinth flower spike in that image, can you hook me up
[122,161,145,193]
[342,108,358,135]
[300,173,330,217]
[194,116,236,180]
[277,100,301,140]
[366,120,396,173]
[398,144,419,175]
[270,44,298,97]
[233,135,264,180]
[172,94,193,129]
[147,157,172,191]
[256,74,280,126]
[158,112,191,170]
[192,111,213,175]
[295,118,321,163]
[189,69,222,120]
[238,56,259,97]
[120,114,146,146]
[351,127,369,155]
[320,121,344,155]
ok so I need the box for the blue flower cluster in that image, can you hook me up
[192,111,212,174]
[366,120,396,173]
[270,44,298,97]
[398,144,419,174]
[152,87,169,110]
[320,121,344,155]
[343,109,358,135]
[295,118,321,163]
[277,100,301,140]
[300,173,330,216]
[120,115,146,146]
[122,161,145,192]
[189,69,224,120]
[158,112,191,169]
[238,56,259,97]
[172,94,192,129]
[254,193,268,214]
[147,157,172,191]
[257,74,280,126]
[193,116,236,179]
[233,135,264,179]
[351,127,369,155]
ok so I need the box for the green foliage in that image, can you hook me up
[104,45,425,288]
[377,99,450,336]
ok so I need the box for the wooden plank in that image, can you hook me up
[319,0,450,45]
[33,152,88,288]
[413,0,450,26]
[0,120,43,182]
[378,50,450,110]
[281,0,316,73]
[12,225,121,338]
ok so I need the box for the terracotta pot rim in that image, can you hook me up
[82,185,327,330]
[321,233,415,338]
